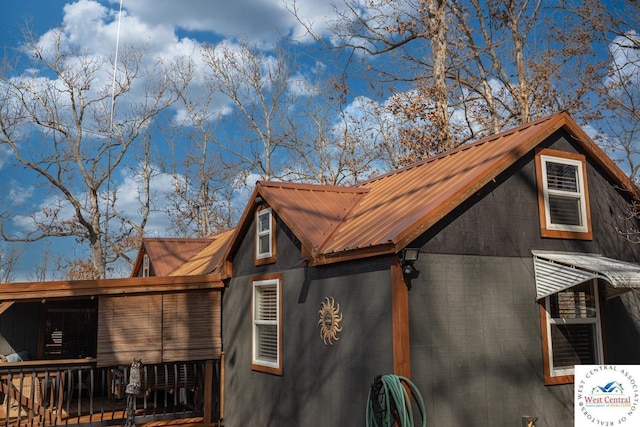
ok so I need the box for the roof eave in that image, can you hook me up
[309,242,396,266]
[0,274,224,303]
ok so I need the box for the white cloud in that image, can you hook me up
[107,0,337,43]
[8,182,34,206]
[0,146,13,170]
[606,31,640,88]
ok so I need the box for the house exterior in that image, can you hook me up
[218,112,640,426]
[1,111,639,426]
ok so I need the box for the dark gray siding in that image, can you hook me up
[223,212,395,426]
[409,254,573,427]
[408,131,640,427]
[419,130,640,261]
[0,302,40,357]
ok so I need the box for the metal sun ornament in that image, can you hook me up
[318,297,343,345]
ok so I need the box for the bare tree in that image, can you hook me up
[448,0,601,135]
[0,246,22,283]
[156,54,249,237]
[284,74,392,185]
[292,0,603,163]
[561,0,640,181]
[201,38,297,181]
[294,0,454,159]
[0,28,184,278]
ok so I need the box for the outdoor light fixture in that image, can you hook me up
[399,248,420,275]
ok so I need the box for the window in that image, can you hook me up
[41,301,98,360]
[142,254,150,277]
[535,149,592,239]
[255,207,275,264]
[252,275,282,375]
[540,281,604,384]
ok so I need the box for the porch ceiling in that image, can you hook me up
[0,274,223,302]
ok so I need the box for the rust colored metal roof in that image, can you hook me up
[257,181,368,253]
[249,112,636,264]
[136,238,213,277]
[320,115,556,255]
[170,229,235,276]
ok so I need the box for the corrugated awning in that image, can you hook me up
[532,251,640,300]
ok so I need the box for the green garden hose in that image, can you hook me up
[366,374,426,427]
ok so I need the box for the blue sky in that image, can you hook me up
[0,0,346,280]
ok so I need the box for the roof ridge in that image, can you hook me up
[258,180,366,193]
[143,237,213,242]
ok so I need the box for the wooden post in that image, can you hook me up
[391,257,411,378]
[219,352,224,421]
[203,360,213,423]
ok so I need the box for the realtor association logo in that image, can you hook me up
[575,365,640,426]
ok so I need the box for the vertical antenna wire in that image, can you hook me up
[104,0,124,277]
[110,0,124,132]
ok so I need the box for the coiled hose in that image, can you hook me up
[366,374,426,427]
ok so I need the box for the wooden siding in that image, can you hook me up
[404,131,640,426]
[221,119,640,426]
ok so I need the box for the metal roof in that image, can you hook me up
[132,238,213,277]
[533,251,640,300]
[257,182,368,254]
[170,229,235,276]
[249,112,637,264]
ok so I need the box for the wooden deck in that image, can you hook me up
[0,394,221,426]
[0,360,222,427]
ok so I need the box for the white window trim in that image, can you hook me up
[252,278,280,371]
[142,254,150,277]
[544,280,604,378]
[539,154,589,233]
[255,208,273,260]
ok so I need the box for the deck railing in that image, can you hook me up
[0,358,221,426]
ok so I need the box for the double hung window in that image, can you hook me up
[536,149,591,239]
[541,281,603,384]
[252,276,282,375]
[255,208,275,263]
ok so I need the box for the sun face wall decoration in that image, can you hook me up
[318,296,343,345]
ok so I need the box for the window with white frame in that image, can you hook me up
[255,208,274,261]
[542,280,603,383]
[142,254,150,277]
[536,150,591,238]
[252,277,282,374]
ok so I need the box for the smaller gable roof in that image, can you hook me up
[131,238,213,277]
[170,229,235,276]
[257,181,368,253]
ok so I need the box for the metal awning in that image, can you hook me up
[532,251,640,300]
